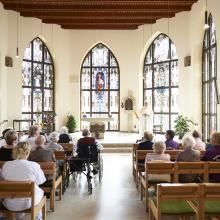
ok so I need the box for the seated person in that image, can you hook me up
[192,130,206,151]
[202,131,220,182]
[1,142,46,220]
[46,132,64,152]
[137,132,154,150]
[26,125,40,151]
[75,129,103,174]
[165,130,179,150]
[176,135,200,183]
[0,128,12,148]
[28,135,56,162]
[0,130,18,161]
[145,141,171,182]
[58,126,72,143]
[146,141,170,162]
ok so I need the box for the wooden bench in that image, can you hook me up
[205,161,220,182]
[149,183,202,220]
[140,162,175,211]
[59,143,74,156]
[0,181,46,220]
[54,151,70,190]
[38,162,62,212]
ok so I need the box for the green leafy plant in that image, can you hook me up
[66,114,77,133]
[174,115,197,139]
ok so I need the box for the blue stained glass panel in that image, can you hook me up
[154,89,169,113]
[154,63,169,87]
[92,68,108,90]
[92,44,108,66]
[110,68,119,89]
[92,91,108,112]
[144,65,152,88]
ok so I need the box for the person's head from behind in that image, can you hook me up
[35,135,46,148]
[5,130,18,146]
[165,130,175,140]
[144,132,153,142]
[49,132,59,143]
[192,130,201,139]
[182,135,195,149]
[210,131,220,146]
[82,129,90,137]
[153,141,166,155]
[60,126,68,134]
[2,128,12,139]
[29,125,40,137]
[13,142,31,160]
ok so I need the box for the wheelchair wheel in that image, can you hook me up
[98,154,103,183]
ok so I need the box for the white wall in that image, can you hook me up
[0,0,220,133]
[0,3,8,132]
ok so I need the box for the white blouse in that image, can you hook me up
[1,160,46,211]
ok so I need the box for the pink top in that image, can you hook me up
[145,153,170,162]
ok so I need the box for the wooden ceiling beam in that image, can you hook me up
[61,23,139,30]
[3,3,194,11]
[43,18,156,24]
[20,11,176,18]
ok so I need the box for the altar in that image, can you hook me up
[81,117,114,139]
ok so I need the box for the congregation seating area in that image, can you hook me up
[132,144,220,219]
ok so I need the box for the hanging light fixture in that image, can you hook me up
[204,0,209,30]
[16,0,19,59]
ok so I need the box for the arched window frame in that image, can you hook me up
[80,43,120,131]
[202,14,217,141]
[22,37,55,130]
[143,33,179,133]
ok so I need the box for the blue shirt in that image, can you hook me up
[165,139,179,150]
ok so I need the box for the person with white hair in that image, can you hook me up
[176,135,201,182]
[138,100,153,138]
[46,132,64,152]
[58,126,72,143]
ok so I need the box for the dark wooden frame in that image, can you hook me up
[22,37,55,130]
[80,43,120,131]
[143,33,179,134]
[202,14,217,142]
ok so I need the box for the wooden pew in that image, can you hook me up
[38,162,62,212]
[174,161,207,183]
[54,151,70,190]
[203,183,220,218]
[140,162,175,211]
[149,183,202,220]
[59,143,74,156]
[205,161,220,182]
[0,181,46,220]
[132,144,138,180]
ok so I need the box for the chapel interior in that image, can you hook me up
[0,0,220,219]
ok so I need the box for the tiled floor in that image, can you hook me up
[47,154,148,220]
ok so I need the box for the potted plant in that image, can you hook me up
[66,114,77,133]
[174,115,197,139]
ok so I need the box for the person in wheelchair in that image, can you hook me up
[76,129,103,174]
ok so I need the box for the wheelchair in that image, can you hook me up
[68,144,103,194]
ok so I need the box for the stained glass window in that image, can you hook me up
[143,34,179,133]
[81,43,120,131]
[22,38,55,130]
[202,14,217,141]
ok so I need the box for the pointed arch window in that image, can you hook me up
[202,14,217,141]
[22,38,55,130]
[143,34,179,133]
[80,43,120,131]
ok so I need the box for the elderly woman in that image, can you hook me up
[58,126,72,143]
[26,125,40,151]
[0,128,12,148]
[202,131,220,182]
[192,130,206,151]
[0,130,18,161]
[145,141,170,162]
[46,132,64,152]
[176,135,200,183]
[1,142,46,219]
[145,141,171,182]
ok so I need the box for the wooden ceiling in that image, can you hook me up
[0,0,198,30]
